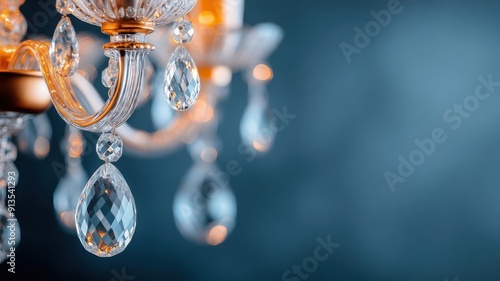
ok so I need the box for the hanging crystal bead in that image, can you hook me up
[50,16,79,77]
[172,19,194,44]
[240,104,276,152]
[102,56,118,89]
[96,133,123,163]
[163,46,200,111]
[75,163,136,257]
[53,166,87,232]
[55,0,74,15]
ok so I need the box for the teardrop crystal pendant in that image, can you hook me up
[49,16,79,77]
[240,104,276,153]
[75,163,136,257]
[163,46,200,111]
[173,164,236,246]
[53,166,87,232]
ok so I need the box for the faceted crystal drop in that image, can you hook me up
[240,104,276,153]
[0,205,21,264]
[151,70,175,129]
[102,57,118,89]
[163,46,200,111]
[173,164,236,245]
[55,0,74,15]
[75,163,136,257]
[50,16,79,77]
[53,167,87,232]
[172,19,194,44]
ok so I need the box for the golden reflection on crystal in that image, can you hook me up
[0,46,16,69]
[206,225,228,246]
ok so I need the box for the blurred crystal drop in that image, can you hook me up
[151,69,175,129]
[173,164,236,245]
[53,166,87,232]
[16,114,52,159]
[50,16,79,76]
[240,103,275,153]
[0,205,21,264]
[75,163,136,257]
[163,46,200,111]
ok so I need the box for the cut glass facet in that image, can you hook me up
[172,19,194,44]
[96,133,123,162]
[163,46,200,111]
[75,163,136,257]
[50,16,79,77]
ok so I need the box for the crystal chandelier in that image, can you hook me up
[0,0,281,259]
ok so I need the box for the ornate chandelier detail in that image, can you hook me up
[0,0,282,260]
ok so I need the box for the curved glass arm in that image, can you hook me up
[8,40,148,132]
[69,72,209,156]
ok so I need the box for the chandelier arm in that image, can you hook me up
[7,40,148,132]
[69,72,207,156]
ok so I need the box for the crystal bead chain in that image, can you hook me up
[163,17,200,111]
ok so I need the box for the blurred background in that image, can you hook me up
[3,0,500,280]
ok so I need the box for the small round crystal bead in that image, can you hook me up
[96,133,123,162]
[172,19,194,44]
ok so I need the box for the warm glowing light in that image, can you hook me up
[68,133,84,158]
[60,211,76,229]
[206,225,228,246]
[189,100,214,123]
[34,136,50,158]
[253,64,273,81]
[201,147,218,163]
[252,140,271,152]
[17,138,27,152]
[77,69,87,79]
[198,10,215,25]
[212,66,232,87]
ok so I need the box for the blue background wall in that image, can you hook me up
[2,0,500,280]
